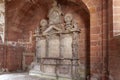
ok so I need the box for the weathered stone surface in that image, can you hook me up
[43,65,55,74]
[58,65,71,75]
[48,38,60,58]
[30,1,81,79]
[61,34,72,58]
[0,0,5,43]
[36,39,46,58]
[0,73,52,80]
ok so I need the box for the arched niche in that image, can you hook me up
[6,0,90,79]
[29,0,90,80]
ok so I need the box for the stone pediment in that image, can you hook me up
[43,25,62,35]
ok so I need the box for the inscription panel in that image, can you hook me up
[36,39,46,58]
[58,65,71,76]
[43,65,55,74]
[61,34,72,58]
[48,38,60,57]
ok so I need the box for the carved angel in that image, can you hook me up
[40,19,48,32]
[64,13,73,30]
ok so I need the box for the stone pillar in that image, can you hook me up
[72,31,81,80]
[102,0,109,80]
[59,34,63,58]
[46,36,49,57]
[72,32,80,58]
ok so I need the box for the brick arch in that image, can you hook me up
[67,0,108,79]
[74,0,110,80]
[67,0,91,79]
[109,0,120,80]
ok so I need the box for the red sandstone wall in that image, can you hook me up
[108,0,120,80]
[5,0,89,72]
[113,0,120,36]
[6,46,23,71]
[109,38,120,80]
[0,45,24,71]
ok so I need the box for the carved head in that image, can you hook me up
[47,0,62,25]
[52,0,57,7]
[64,13,73,23]
[40,19,48,27]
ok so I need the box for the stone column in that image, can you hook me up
[72,32,80,59]
[59,34,63,58]
[46,36,49,57]
[72,31,81,80]
[35,37,40,62]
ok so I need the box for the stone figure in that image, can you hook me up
[48,1,63,25]
[35,19,48,36]
[64,13,73,30]
[40,19,48,32]
[65,13,73,24]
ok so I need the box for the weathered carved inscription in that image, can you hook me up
[36,39,46,58]
[48,38,60,58]
[61,34,72,58]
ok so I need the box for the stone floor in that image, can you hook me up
[0,73,53,80]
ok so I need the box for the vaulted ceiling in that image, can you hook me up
[6,0,90,41]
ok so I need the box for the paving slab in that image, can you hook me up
[0,73,54,80]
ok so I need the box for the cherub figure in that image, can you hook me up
[64,13,73,30]
[40,19,48,32]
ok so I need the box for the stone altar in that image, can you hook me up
[29,1,82,80]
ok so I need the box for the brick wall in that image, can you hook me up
[108,0,120,80]
[6,46,23,71]
[109,38,120,80]
[113,0,120,36]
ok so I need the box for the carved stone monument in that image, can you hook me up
[48,1,62,25]
[29,1,82,80]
